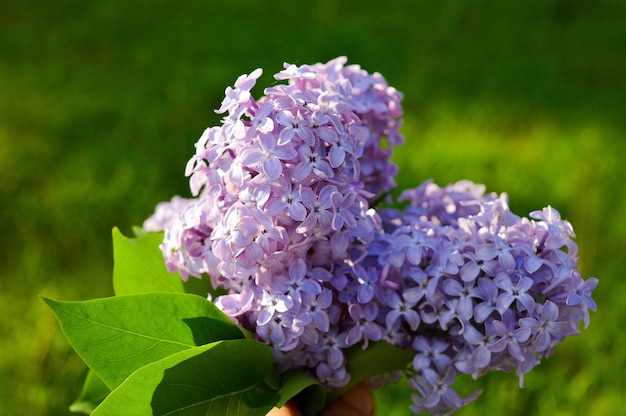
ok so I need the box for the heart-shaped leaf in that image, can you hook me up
[43,293,244,390]
[92,340,279,416]
[112,227,184,296]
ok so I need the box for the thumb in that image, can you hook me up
[320,383,375,416]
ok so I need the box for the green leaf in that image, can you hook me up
[328,341,414,401]
[70,370,111,414]
[92,340,280,416]
[112,227,185,296]
[113,227,225,300]
[373,377,414,416]
[276,370,326,416]
[43,293,244,390]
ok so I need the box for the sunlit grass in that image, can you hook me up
[1,1,624,414]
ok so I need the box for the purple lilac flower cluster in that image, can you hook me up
[375,180,598,413]
[144,58,597,415]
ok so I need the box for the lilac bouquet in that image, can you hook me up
[46,57,597,416]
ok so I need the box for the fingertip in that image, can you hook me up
[266,400,303,416]
[321,383,375,416]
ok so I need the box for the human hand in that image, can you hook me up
[266,383,375,416]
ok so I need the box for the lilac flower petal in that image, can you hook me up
[273,145,298,160]
[298,127,316,146]
[476,244,497,260]
[287,202,307,221]
[278,127,295,146]
[524,255,543,274]
[403,286,425,304]
[357,285,375,304]
[460,261,480,282]
[329,146,346,167]
[474,302,496,323]
[293,162,313,181]
[263,158,283,179]
[256,308,274,326]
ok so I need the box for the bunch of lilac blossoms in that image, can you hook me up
[371,180,598,414]
[144,57,404,386]
[144,58,598,415]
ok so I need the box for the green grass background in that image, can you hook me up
[1,0,624,414]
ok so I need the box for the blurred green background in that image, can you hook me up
[1,0,624,415]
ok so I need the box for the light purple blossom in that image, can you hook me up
[473,277,500,323]
[456,322,495,375]
[412,336,452,372]
[519,301,574,352]
[299,289,333,332]
[567,276,598,312]
[410,367,462,412]
[315,362,350,388]
[240,133,297,180]
[494,271,536,314]
[271,259,322,305]
[297,185,335,234]
[330,191,358,231]
[353,265,379,304]
[256,290,294,326]
[265,179,307,222]
[276,110,316,146]
[216,68,262,117]
[345,303,382,348]
[384,290,420,331]
[293,143,334,180]
[489,315,532,362]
